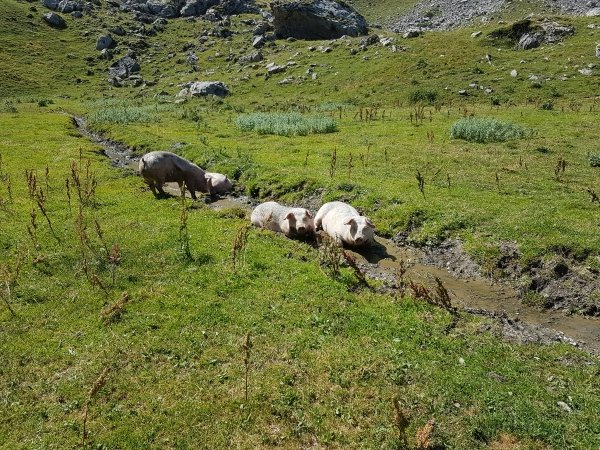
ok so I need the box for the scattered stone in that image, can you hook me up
[71,10,82,18]
[278,77,294,85]
[518,32,544,50]
[96,34,114,51]
[108,25,126,36]
[557,401,572,412]
[403,29,421,38]
[579,68,593,75]
[471,31,482,38]
[42,12,66,28]
[271,0,368,40]
[596,44,600,58]
[458,89,468,96]
[109,53,140,78]
[253,20,272,35]
[266,62,286,75]
[360,34,379,46]
[380,36,394,46]
[510,69,518,77]
[238,51,263,65]
[42,0,59,10]
[252,35,266,48]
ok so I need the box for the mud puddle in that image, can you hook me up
[73,115,600,355]
[348,239,600,354]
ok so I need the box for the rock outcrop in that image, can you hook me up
[117,0,257,18]
[271,0,368,40]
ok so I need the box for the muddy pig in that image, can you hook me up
[205,172,233,195]
[315,201,375,246]
[251,201,315,237]
[139,151,211,200]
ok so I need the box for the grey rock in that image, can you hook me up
[596,43,600,57]
[71,10,83,17]
[109,53,140,78]
[471,31,482,38]
[108,25,126,36]
[271,0,368,40]
[96,34,114,51]
[458,89,468,96]
[360,34,379,46]
[180,0,219,16]
[42,0,59,10]
[518,32,544,50]
[188,80,229,96]
[252,35,266,48]
[579,68,593,75]
[253,20,272,35]
[57,0,81,13]
[403,29,421,38]
[238,50,263,64]
[587,7,600,16]
[510,69,518,77]
[42,12,67,28]
[266,63,285,75]
[557,401,572,412]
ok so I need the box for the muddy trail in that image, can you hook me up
[72,116,600,356]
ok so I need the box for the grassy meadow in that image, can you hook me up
[1,0,600,448]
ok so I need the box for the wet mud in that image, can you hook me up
[72,115,600,355]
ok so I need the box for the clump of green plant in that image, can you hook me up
[450,117,529,143]
[408,88,438,105]
[88,105,163,126]
[235,112,337,136]
[588,153,600,167]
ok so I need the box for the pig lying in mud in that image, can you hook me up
[251,201,315,238]
[205,172,233,195]
[139,151,211,200]
[315,201,375,246]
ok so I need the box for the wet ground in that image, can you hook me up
[72,115,600,355]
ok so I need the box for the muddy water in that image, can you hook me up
[348,239,600,354]
[73,115,600,355]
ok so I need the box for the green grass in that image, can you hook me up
[1,0,600,447]
[235,112,338,136]
[450,117,529,143]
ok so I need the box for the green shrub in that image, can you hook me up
[408,88,438,105]
[589,153,600,167]
[235,112,337,136]
[450,117,529,143]
[88,106,160,126]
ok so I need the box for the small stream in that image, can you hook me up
[72,115,600,355]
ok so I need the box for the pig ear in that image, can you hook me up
[343,218,356,226]
[286,212,295,220]
[305,210,313,219]
[366,218,375,228]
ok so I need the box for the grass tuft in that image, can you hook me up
[235,112,337,136]
[450,117,529,143]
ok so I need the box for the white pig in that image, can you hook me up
[314,201,375,246]
[139,151,211,200]
[205,172,233,195]
[251,201,315,237]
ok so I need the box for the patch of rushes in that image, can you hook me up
[86,101,175,126]
[235,112,337,136]
[450,117,529,143]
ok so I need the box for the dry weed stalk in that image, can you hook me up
[241,332,253,402]
[232,224,251,269]
[393,398,410,446]
[342,250,369,287]
[36,188,59,242]
[63,178,71,213]
[1,252,23,317]
[70,159,97,207]
[415,419,435,450]
[415,170,425,198]
[317,232,341,278]
[329,148,337,178]
[554,157,567,181]
[82,367,110,448]
[101,291,130,325]
[585,188,599,205]
[27,207,39,250]
[178,185,192,262]
[25,169,37,200]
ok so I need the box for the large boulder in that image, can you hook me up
[109,53,141,78]
[96,34,115,51]
[271,0,368,40]
[57,0,82,13]
[42,0,59,10]
[490,19,575,50]
[43,12,67,28]
[188,81,229,97]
